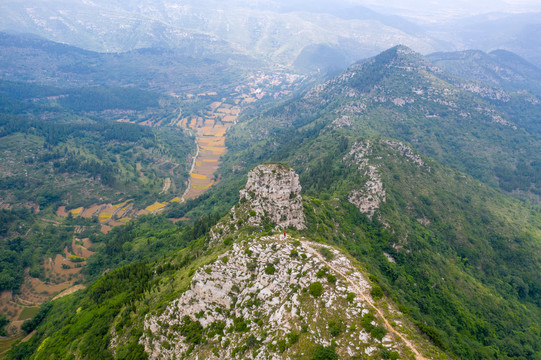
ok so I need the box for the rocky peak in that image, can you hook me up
[238,164,306,230]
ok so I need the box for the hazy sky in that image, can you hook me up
[353,0,541,21]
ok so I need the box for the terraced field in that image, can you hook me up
[179,98,240,200]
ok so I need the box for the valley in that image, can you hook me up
[0,10,541,359]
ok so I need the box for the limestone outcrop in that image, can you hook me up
[238,163,306,230]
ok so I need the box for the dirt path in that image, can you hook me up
[302,240,428,360]
[168,163,179,176]
[180,142,200,202]
[160,178,171,194]
[40,218,61,225]
[52,284,85,300]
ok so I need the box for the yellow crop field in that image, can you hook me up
[192,181,214,190]
[202,146,226,155]
[190,173,207,180]
[119,218,132,223]
[210,138,225,146]
[98,212,112,223]
[145,202,168,212]
[170,197,181,203]
[196,162,202,167]
[203,159,219,163]
[112,200,129,210]
[69,254,86,262]
[70,207,83,216]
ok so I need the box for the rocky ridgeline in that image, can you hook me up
[140,235,413,359]
[380,140,426,168]
[345,139,430,220]
[238,164,306,230]
[345,141,386,220]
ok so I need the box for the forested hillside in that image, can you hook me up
[226,45,541,202]
[1,41,541,360]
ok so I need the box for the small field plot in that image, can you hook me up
[17,306,39,321]
[145,201,168,212]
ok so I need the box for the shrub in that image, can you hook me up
[287,331,299,345]
[278,339,287,352]
[370,284,384,299]
[370,325,388,340]
[319,247,334,260]
[309,282,323,297]
[179,315,204,344]
[265,264,276,275]
[381,348,400,360]
[361,312,375,331]
[328,319,343,337]
[312,345,338,360]
[326,274,336,284]
[233,317,249,332]
[346,292,355,303]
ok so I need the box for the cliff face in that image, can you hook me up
[238,163,306,230]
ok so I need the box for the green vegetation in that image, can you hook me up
[6,212,222,360]
[0,218,76,291]
[264,264,276,275]
[0,115,193,208]
[312,345,338,360]
[308,282,323,298]
[17,307,40,321]
[2,42,541,360]
[0,314,9,336]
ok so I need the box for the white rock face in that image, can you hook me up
[239,164,306,230]
[139,236,406,359]
[345,141,385,220]
[381,139,426,167]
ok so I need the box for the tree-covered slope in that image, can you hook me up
[3,45,541,360]
[6,138,541,359]
[0,32,249,93]
[226,45,541,202]
[427,49,541,96]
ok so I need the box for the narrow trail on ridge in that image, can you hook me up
[301,240,429,360]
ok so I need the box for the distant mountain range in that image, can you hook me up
[2,0,541,70]
[0,0,445,68]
